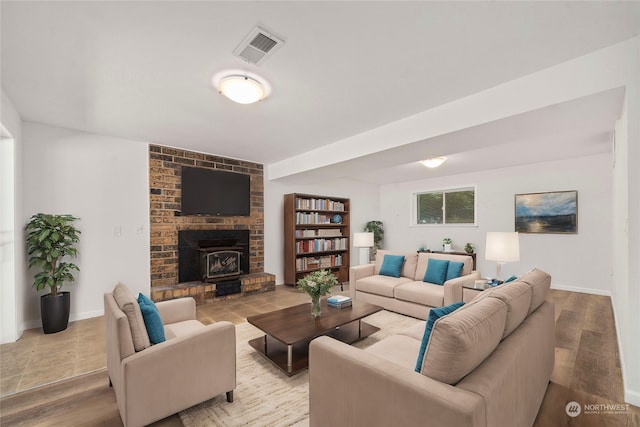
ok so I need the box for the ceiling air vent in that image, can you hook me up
[233,26,284,65]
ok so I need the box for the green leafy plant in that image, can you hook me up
[25,213,81,296]
[464,242,475,253]
[364,220,384,262]
[364,220,384,249]
[296,269,338,299]
[442,237,452,245]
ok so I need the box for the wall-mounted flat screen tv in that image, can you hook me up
[181,166,251,216]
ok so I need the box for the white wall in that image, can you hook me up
[264,178,380,284]
[380,154,613,293]
[1,89,23,343]
[612,47,640,405]
[21,123,150,329]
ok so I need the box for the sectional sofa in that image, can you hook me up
[349,249,481,319]
[310,268,554,427]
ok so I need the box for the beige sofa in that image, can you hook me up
[350,250,481,319]
[104,283,236,427]
[310,269,554,427]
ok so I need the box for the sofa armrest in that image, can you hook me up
[120,321,236,426]
[444,271,481,305]
[156,297,196,324]
[349,264,375,299]
[309,336,485,427]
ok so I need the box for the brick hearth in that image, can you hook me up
[151,272,276,305]
[149,144,274,302]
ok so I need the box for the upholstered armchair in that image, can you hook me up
[104,283,236,427]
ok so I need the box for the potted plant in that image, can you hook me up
[464,242,475,254]
[442,237,452,252]
[364,220,384,261]
[25,213,81,334]
[297,269,338,318]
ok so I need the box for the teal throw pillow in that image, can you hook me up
[445,261,464,281]
[414,301,465,372]
[504,275,518,283]
[379,254,405,278]
[137,293,166,345]
[423,258,450,285]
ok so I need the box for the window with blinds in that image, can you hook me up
[413,187,476,226]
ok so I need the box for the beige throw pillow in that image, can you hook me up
[421,298,507,384]
[488,282,532,339]
[112,282,151,352]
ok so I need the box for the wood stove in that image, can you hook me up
[178,230,249,284]
[198,239,242,281]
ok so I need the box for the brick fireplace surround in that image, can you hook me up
[148,145,275,304]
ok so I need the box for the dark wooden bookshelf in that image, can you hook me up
[284,193,350,285]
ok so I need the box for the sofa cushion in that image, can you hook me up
[396,321,428,341]
[415,252,473,281]
[137,293,166,345]
[112,283,151,352]
[394,281,445,307]
[487,282,532,339]
[356,275,412,298]
[517,268,551,314]
[446,261,464,281]
[379,254,405,278]
[374,250,419,279]
[421,297,507,384]
[423,258,449,285]
[364,334,422,370]
[415,302,465,372]
[164,320,207,340]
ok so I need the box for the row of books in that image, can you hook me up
[295,228,342,238]
[327,295,352,309]
[295,212,338,225]
[296,254,343,271]
[295,198,345,212]
[296,238,347,254]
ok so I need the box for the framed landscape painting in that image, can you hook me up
[515,191,578,234]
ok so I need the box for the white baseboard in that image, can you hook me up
[550,283,612,297]
[608,292,640,407]
[21,309,105,335]
[624,389,640,407]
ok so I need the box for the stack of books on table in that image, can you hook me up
[327,295,352,309]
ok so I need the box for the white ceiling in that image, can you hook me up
[1,1,638,184]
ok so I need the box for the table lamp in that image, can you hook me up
[485,232,520,280]
[353,232,374,265]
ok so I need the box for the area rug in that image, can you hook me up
[179,310,422,427]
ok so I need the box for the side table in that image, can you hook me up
[462,285,485,303]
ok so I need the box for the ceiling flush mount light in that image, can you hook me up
[217,75,265,104]
[420,157,447,168]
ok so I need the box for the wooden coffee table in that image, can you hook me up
[247,300,383,376]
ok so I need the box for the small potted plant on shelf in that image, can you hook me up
[464,242,475,254]
[297,269,338,318]
[442,237,452,252]
[25,213,81,334]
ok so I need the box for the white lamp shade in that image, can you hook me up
[218,76,265,104]
[353,232,374,248]
[485,232,520,262]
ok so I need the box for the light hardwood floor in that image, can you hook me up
[1,286,638,426]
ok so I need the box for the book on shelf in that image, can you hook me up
[295,238,347,254]
[296,254,342,272]
[295,198,345,212]
[317,228,342,237]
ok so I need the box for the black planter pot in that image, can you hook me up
[40,292,71,334]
